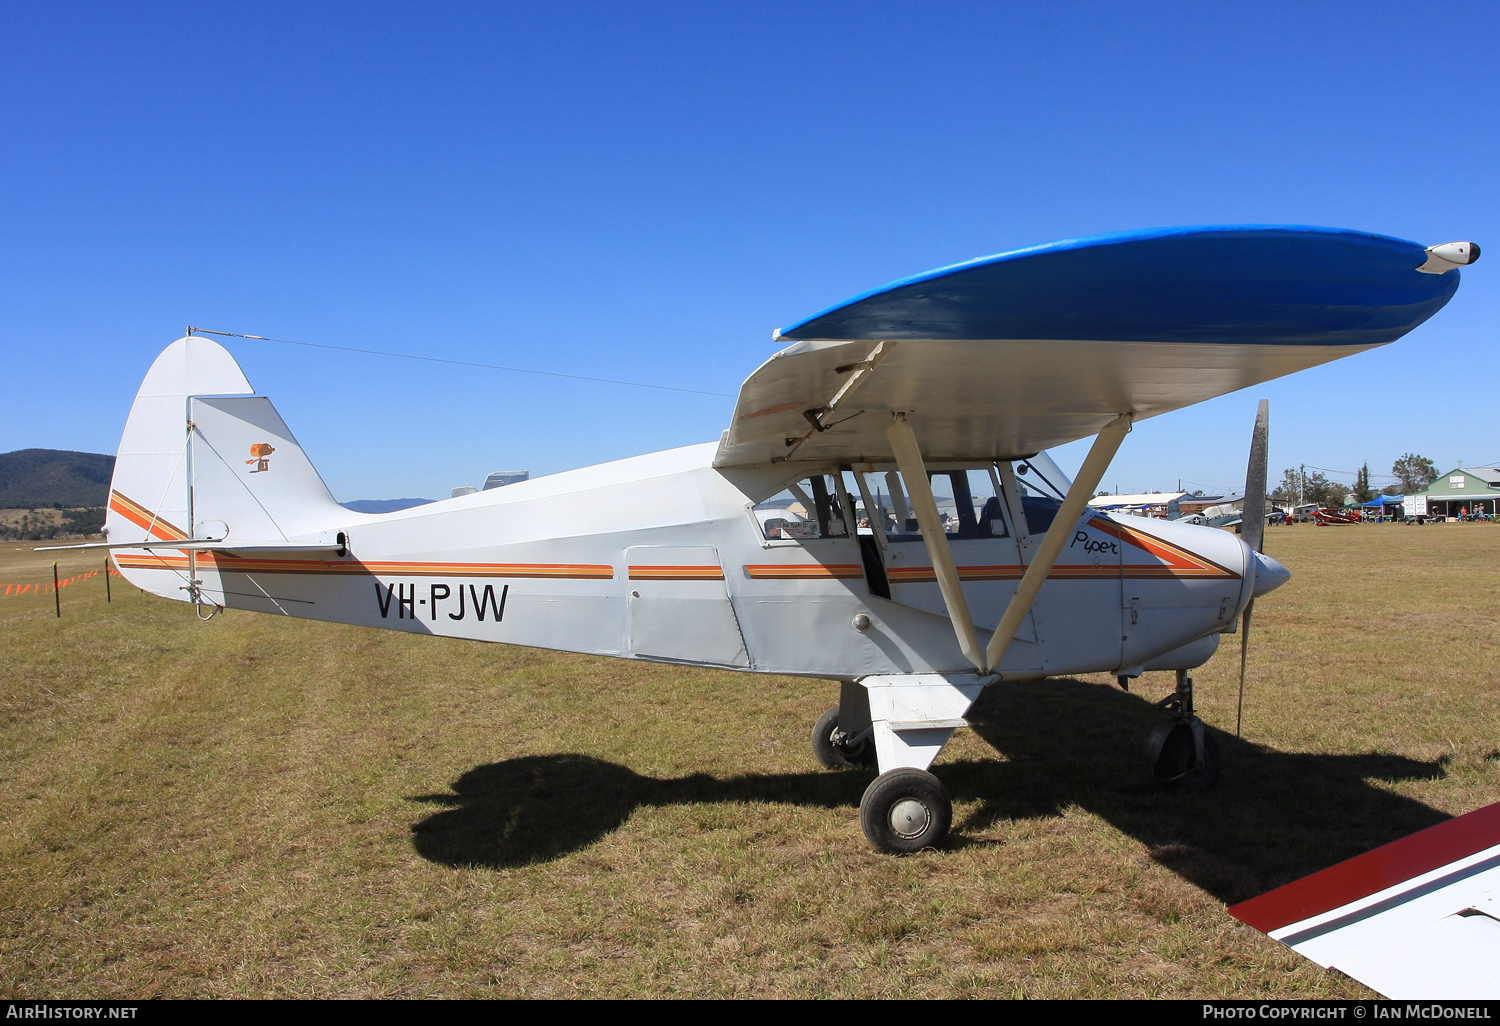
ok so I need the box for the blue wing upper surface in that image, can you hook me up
[778,226,1458,346]
[715,226,1466,467]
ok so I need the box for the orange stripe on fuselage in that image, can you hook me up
[1090,517,1240,579]
[744,564,864,579]
[113,554,615,579]
[628,565,725,580]
[104,495,1236,588]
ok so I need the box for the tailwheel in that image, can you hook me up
[859,767,952,854]
[812,706,875,770]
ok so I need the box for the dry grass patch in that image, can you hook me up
[1,525,1496,997]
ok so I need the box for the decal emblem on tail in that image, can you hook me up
[246,442,276,473]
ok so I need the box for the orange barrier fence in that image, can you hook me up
[3,566,121,596]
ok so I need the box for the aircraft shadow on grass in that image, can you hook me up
[409,678,1447,903]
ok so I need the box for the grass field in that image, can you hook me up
[2,526,1497,998]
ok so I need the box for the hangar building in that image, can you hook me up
[1415,467,1500,517]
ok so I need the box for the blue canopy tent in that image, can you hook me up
[1360,494,1404,519]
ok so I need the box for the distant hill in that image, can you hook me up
[0,449,114,508]
[0,449,438,516]
[340,498,436,513]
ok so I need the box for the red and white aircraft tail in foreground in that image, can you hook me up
[1230,801,1500,999]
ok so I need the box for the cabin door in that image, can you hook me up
[625,545,750,668]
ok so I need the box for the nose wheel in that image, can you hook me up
[1145,670,1221,790]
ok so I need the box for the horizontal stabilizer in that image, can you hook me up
[37,540,346,554]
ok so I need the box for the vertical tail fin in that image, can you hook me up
[107,337,254,548]
[108,336,348,598]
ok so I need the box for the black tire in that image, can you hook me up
[1151,722,1221,791]
[812,706,874,769]
[859,768,952,854]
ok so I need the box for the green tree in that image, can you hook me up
[1352,463,1374,503]
[1272,468,1302,504]
[1324,478,1349,507]
[1392,453,1438,493]
[1272,467,1344,507]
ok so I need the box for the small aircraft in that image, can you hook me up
[48,226,1478,853]
[1313,507,1362,526]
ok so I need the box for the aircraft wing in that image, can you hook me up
[1228,801,1500,999]
[714,226,1463,467]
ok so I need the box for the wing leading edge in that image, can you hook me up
[715,226,1465,468]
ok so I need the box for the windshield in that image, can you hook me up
[1015,450,1073,502]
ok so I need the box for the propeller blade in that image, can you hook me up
[1237,598,1254,737]
[1241,399,1270,554]
[1238,401,1268,738]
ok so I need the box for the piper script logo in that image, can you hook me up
[246,443,276,473]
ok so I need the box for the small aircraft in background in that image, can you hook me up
[47,226,1477,853]
[1313,508,1362,526]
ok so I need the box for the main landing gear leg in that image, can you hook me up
[1144,669,1221,790]
[813,674,988,854]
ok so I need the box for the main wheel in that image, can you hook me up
[812,706,874,769]
[859,768,952,854]
[1149,721,1221,791]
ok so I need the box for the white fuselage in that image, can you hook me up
[114,440,1255,682]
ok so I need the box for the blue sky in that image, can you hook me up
[2,2,1496,500]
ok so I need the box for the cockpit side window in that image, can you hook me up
[753,473,852,541]
[853,466,1011,541]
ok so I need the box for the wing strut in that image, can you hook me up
[983,414,1132,672]
[885,413,986,671]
